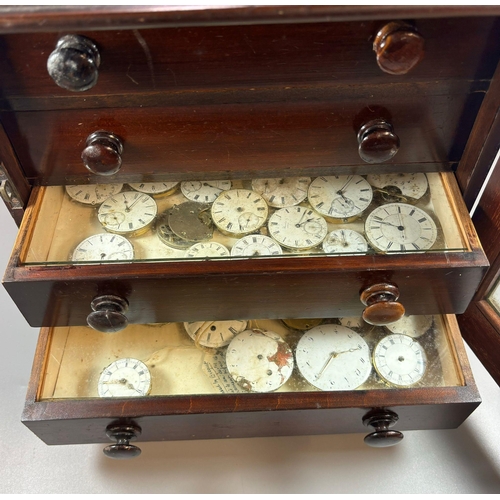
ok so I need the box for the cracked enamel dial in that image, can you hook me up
[230,234,283,257]
[367,173,429,202]
[385,315,434,338]
[65,183,123,206]
[184,320,248,348]
[211,189,268,236]
[308,175,373,222]
[72,233,134,262]
[185,241,230,258]
[98,191,158,236]
[373,334,427,387]
[98,358,151,398]
[181,180,232,203]
[128,181,179,196]
[365,203,437,253]
[322,229,368,255]
[295,324,371,391]
[251,177,311,208]
[226,329,294,392]
[268,206,328,250]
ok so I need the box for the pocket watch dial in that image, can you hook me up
[185,241,230,258]
[385,315,434,338]
[322,229,368,255]
[268,206,328,250]
[128,181,179,196]
[226,329,294,392]
[98,191,158,235]
[251,177,311,208]
[373,334,427,387]
[98,358,151,398]
[296,324,371,391]
[367,173,428,202]
[65,183,123,206]
[211,189,268,235]
[184,320,248,348]
[72,233,134,262]
[365,203,437,253]
[230,234,283,257]
[181,180,232,203]
[308,175,373,221]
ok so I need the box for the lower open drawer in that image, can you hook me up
[22,313,480,457]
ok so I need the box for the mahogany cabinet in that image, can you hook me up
[1,6,499,457]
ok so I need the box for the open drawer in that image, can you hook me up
[2,171,488,330]
[22,313,480,457]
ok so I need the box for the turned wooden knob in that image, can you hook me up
[81,131,124,176]
[357,119,399,164]
[363,409,404,447]
[47,35,100,91]
[373,21,424,75]
[103,424,142,459]
[360,283,405,326]
[87,295,129,333]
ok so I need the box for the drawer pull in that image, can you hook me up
[360,283,405,326]
[363,409,404,447]
[47,34,100,92]
[81,131,124,176]
[357,119,399,164]
[87,295,129,333]
[103,424,142,459]
[373,21,424,75]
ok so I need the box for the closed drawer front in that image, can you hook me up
[22,314,480,453]
[3,171,488,328]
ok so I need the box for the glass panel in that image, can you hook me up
[22,172,468,266]
[38,315,463,401]
[486,275,500,315]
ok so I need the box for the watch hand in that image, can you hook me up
[315,352,338,381]
[126,194,146,212]
[337,176,354,194]
[398,212,407,239]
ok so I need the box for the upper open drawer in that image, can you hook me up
[2,171,488,330]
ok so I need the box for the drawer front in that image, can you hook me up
[0,81,485,185]
[1,17,499,110]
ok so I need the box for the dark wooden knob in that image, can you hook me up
[360,283,405,326]
[103,424,142,459]
[47,35,100,91]
[87,295,129,333]
[373,21,424,75]
[357,119,399,164]
[363,409,404,447]
[81,131,124,176]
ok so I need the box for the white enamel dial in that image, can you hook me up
[211,189,268,236]
[322,229,368,255]
[365,203,437,253]
[72,233,134,262]
[230,234,283,257]
[308,175,373,221]
[268,206,328,250]
[98,358,151,398]
[251,177,311,208]
[98,191,158,235]
[373,334,427,387]
[367,173,428,201]
[338,317,366,330]
[65,184,123,206]
[295,324,371,391]
[184,320,248,348]
[185,241,230,258]
[128,181,179,196]
[385,315,434,338]
[226,329,294,392]
[181,180,232,203]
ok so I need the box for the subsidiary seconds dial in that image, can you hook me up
[365,203,437,253]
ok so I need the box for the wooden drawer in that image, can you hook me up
[22,314,480,454]
[3,171,488,328]
[1,16,498,109]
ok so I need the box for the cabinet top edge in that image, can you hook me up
[1,5,500,34]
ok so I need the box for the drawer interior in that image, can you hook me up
[20,172,470,267]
